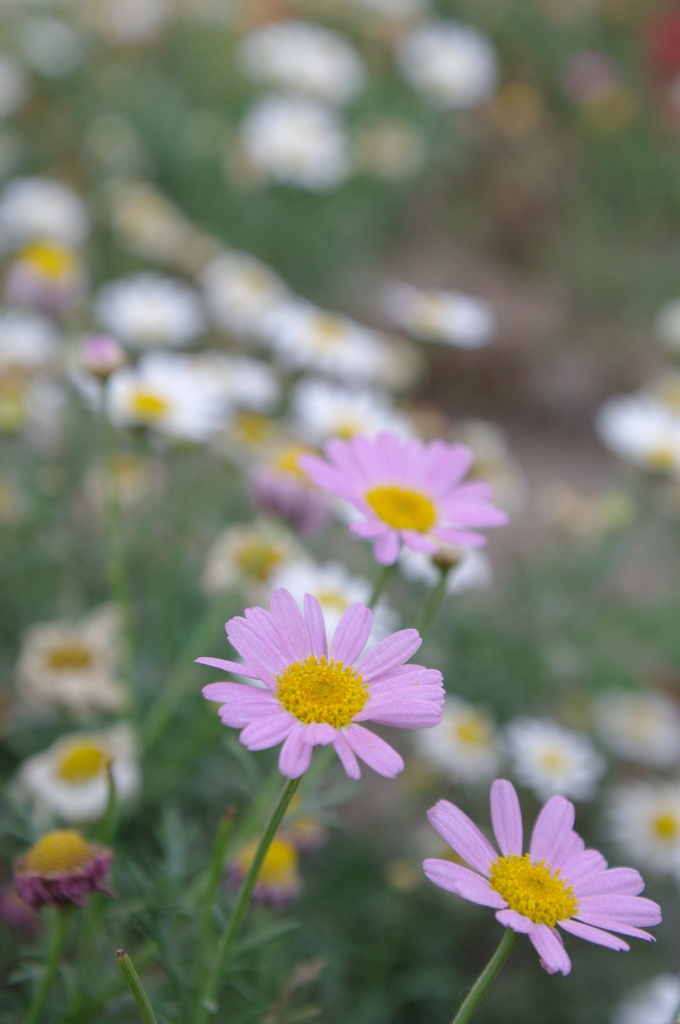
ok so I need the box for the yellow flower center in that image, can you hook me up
[18,242,78,279]
[652,813,678,839]
[24,830,94,875]
[46,641,93,671]
[272,444,314,480]
[233,412,269,445]
[365,484,437,532]
[316,589,351,615]
[234,836,299,888]
[537,749,568,775]
[312,314,346,346]
[56,741,109,783]
[453,713,492,748]
[647,446,676,472]
[235,541,282,582]
[276,654,368,728]
[489,854,578,927]
[128,389,170,421]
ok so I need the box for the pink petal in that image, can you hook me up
[350,519,388,539]
[357,629,421,680]
[301,722,335,746]
[427,800,497,876]
[278,724,314,778]
[239,714,295,750]
[529,795,576,866]
[576,895,662,927]
[561,849,608,883]
[573,867,645,898]
[490,780,523,857]
[422,443,473,493]
[330,602,372,664]
[437,500,509,527]
[559,918,630,951]
[431,528,487,548]
[269,589,311,661]
[196,656,261,679]
[529,925,572,976]
[358,699,443,728]
[203,683,279,726]
[303,593,328,660]
[495,909,534,933]
[226,617,289,675]
[423,860,506,908]
[572,914,657,942]
[401,530,438,554]
[332,733,361,779]
[342,724,404,777]
[374,532,400,565]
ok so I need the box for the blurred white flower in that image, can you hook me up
[96,273,205,349]
[0,307,60,372]
[290,377,410,443]
[88,0,168,44]
[504,717,605,801]
[200,250,289,337]
[381,281,494,348]
[397,22,499,109]
[595,392,680,475]
[399,544,492,595]
[594,691,680,769]
[613,974,680,1024]
[19,17,84,78]
[269,558,399,643]
[608,781,680,873]
[0,53,28,119]
[414,697,500,783]
[16,724,140,825]
[450,419,526,514]
[0,176,88,247]
[237,21,365,104]
[240,94,350,191]
[201,519,307,599]
[14,605,126,717]
[5,242,85,315]
[107,352,228,441]
[191,352,280,413]
[259,299,389,383]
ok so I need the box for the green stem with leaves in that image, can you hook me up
[191,814,235,1019]
[367,562,396,610]
[450,929,520,1024]
[116,949,159,1024]
[195,776,302,1023]
[415,565,450,636]
[25,907,71,1024]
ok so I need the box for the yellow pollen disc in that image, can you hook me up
[416,294,447,334]
[453,714,492,747]
[316,590,350,615]
[647,446,676,472]
[538,750,568,775]
[490,854,577,926]
[56,742,109,783]
[234,836,299,887]
[365,484,437,532]
[129,390,170,421]
[276,654,368,728]
[652,813,678,839]
[335,417,362,440]
[24,830,94,875]
[235,542,282,582]
[234,412,269,445]
[46,641,94,670]
[312,314,346,345]
[18,242,78,279]
[273,445,313,480]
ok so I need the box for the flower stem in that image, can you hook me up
[196,776,302,1023]
[25,907,71,1024]
[368,562,396,610]
[191,813,235,1019]
[116,949,159,1024]
[450,929,521,1024]
[415,565,450,636]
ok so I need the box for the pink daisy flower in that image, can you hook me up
[299,432,508,565]
[198,588,444,779]
[423,779,662,976]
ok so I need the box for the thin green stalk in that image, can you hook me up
[450,929,520,1024]
[415,566,450,636]
[191,813,236,1019]
[116,949,159,1024]
[367,562,396,610]
[196,776,302,1023]
[25,907,71,1024]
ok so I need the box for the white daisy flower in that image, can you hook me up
[595,392,680,475]
[200,250,289,337]
[414,697,500,783]
[0,307,60,372]
[191,352,280,412]
[0,176,88,247]
[240,93,350,191]
[95,273,205,349]
[504,717,605,802]
[398,544,492,595]
[0,53,28,120]
[396,22,499,109]
[16,724,140,825]
[236,21,365,105]
[381,281,494,348]
[613,974,680,1024]
[107,352,228,441]
[594,691,680,769]
[201,518,307,599]
[269,558,399,643]
[19,17,84,79]
[14,605,126,717]
[290,377,410,444]
[259,299,388,383]
[608,781,680,874]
